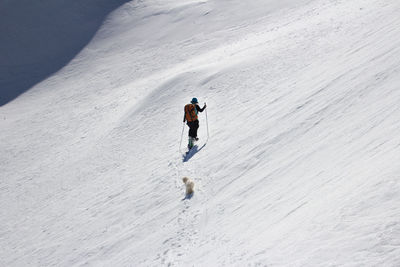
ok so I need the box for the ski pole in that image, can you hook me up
[205,102,209,143]
[179,122,185,153]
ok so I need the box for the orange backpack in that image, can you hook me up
[184,104,198,122]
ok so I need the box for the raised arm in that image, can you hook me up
[196,103,207,112]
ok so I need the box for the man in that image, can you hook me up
[183,97,207,149]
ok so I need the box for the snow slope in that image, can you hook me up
[1,0,400,266]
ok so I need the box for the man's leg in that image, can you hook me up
[193,120,199,139]
[187,122,195,149]
[188,121,196,138]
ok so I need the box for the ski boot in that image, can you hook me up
[188,137,194,149]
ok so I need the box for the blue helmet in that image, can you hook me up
[191,97,198,104]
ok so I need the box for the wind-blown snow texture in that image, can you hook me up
[1,0,400,266]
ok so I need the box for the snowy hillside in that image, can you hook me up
[1,0,400,266]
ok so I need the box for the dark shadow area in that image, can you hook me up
[182,192,194,201]
[183,143,207,162]
[0,0,130,106]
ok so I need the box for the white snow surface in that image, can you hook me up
[1,0,400,266]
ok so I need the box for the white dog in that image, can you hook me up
[182,177,195,195]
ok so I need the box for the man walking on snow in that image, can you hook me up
[183,98,207,149]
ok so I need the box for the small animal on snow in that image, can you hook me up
[182,177,195,195]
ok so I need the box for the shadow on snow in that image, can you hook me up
[182,192,194,201]
[0,0,130,106]
[182,143,207,162]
